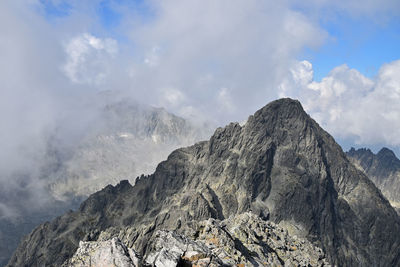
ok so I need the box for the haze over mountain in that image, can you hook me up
[347,147,400,212]
[48,98,212,200]
[1,1,400,266]
[8,99,400,266]
[0,97,212,267]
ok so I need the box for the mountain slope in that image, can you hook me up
[1,99,211,267]
[8,98,400,267]
[347,147,400,211]
[48,99,212,199]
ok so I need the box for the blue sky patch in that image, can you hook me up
[303,15,400,81]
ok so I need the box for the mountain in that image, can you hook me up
[347,147,400,212]
[7,98,400,266]
[0,98,211,267]
[48,99,212,200]
[0,199,81,267]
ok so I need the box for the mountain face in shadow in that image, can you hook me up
[8,99,400,267]
[347,147,400,212]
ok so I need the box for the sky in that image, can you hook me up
[0,0,400,218]
[47,0,400,152]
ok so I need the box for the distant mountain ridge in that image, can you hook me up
[48,99,212,200]
[8,98,400,266]
[1,98,212,267]
[347,147,400,212]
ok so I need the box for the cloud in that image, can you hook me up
[0,0,328,220]
[62,33,118,85]
[144,46,161,67]
[0,0,399,222]
[160,87,185,107]
[0,1,106,220]
[120,0,326,123]
[217,88,235,114]
[280,59,400,147]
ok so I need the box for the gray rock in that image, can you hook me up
[347,147,400,212]
[63,237,139,267]
[8,98,400,267]
[71,213,328,267]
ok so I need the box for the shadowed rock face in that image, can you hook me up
[347,147,400,212]
[8,98,400,267]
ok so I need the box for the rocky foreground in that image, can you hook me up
[64,213,330,266]
[8,99,400,267]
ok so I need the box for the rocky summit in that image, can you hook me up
[8,98,400,267]
[64,212,329,266]
[347,147,400,213]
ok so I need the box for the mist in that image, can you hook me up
[1,0,400,220]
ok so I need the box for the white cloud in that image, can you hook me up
[144,46,161,67]
[160,87,185,107]
[280,59,400,147]
[217,88,235,113]
[62,33,118,85]
[123,0,326,123]
[1,0,399,221]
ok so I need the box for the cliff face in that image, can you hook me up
[347,147,400,211]
[8,99,400,267]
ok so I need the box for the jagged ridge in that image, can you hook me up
[64,212,330,266]
[8,98,400,267]
[347,147,400,212]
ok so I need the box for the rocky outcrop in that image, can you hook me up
[347,147,400,212]
[65,213,329,267]
[63,237,140,267]
[146,213,329,266]
[8,98,400,267]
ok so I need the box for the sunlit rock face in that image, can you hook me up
[8,99,400,267]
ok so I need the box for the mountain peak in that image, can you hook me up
[347,146,400,214]
[348,146,400,176]
[262,97,303,109]
[8,98,400,267]
[252,98,306,121]
[377,147,398,159]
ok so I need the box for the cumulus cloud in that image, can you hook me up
[62,33,118,85]
[1,0,399,222]
[0,0,328,220]
[121,0,326,123]
[0,1,107,220]
[144,46,161,67]
[217,88,235,114]
[160,87,185,108]
[280,59,400,147]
